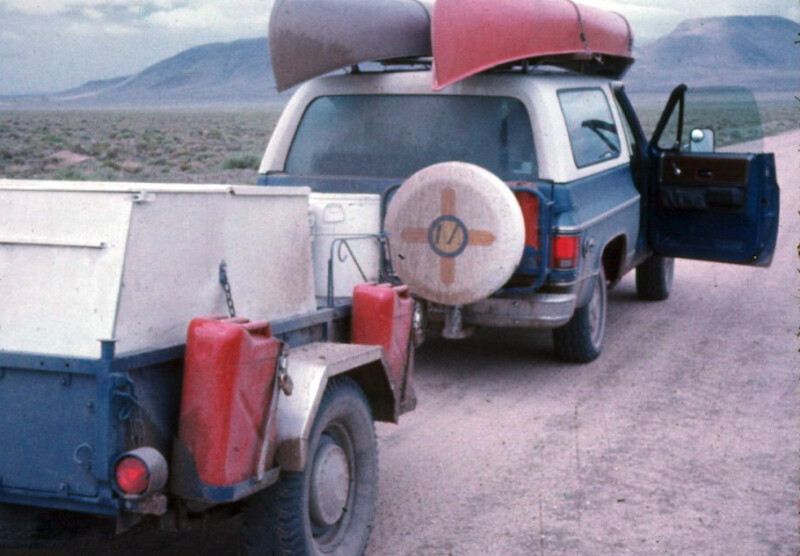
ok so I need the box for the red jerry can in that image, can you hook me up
[351,283,416,409]
[179,317,282,486]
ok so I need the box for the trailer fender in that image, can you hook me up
[275,342,398,472]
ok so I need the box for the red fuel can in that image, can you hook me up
[351,283,416,409]
[179,316,281,486]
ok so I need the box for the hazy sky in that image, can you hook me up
[0,0,797,95]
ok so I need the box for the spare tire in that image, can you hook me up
[384,162,524,306]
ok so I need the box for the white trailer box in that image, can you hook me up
[0,180,316,358]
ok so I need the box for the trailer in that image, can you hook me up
[0,181,417,555]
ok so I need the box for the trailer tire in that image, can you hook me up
[242,377,378,556]
[0,503,113,549]
[0,503,41,548]
[552,267,607,363]
[635,255,674,301]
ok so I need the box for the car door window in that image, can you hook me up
[652,86,764,154]
[558,89,621,168]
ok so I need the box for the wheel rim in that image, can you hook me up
[309,438,350,527]
[588,273,606,349]
[308,423,355,549]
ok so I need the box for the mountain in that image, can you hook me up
[56,76,134,100]
[49,38,283,106]
[5,15,796,108]
[626,16,799,93]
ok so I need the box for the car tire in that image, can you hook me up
[635,255,674,301]
[552,267,607,363]
[241,377,378,556]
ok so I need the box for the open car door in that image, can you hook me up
[646,85,779,266]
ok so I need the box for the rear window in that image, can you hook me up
[558,88,621,168]
[285,95,538,181]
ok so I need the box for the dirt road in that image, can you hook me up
[13,130,798,556]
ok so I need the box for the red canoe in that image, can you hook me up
[432,0,633,90]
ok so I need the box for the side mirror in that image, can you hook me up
[689,128,715,153]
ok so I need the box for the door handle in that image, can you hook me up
[697,169,714,179]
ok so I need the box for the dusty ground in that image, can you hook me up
[0,107,283,185]
[2,130,797,556]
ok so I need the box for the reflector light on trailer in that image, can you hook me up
[113,447,169,498]
[551,235,580,270]
[116,457,150,495]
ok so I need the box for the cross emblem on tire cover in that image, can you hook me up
[399,187,496,285]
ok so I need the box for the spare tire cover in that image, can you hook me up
[385,162,525,306]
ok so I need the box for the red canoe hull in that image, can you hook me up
[432,0,633,90]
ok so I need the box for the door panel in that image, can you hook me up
[658,153,748,211]
[652,151,778,266]
[647,85,779,267]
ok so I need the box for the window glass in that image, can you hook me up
[614,97,636,155]
[558,89,621,168]
[285,95,537,180]
[680,87,763,153]
[656,100,681,151]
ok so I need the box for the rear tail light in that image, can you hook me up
[116,457,149,495]
[513,190,540,249]
[551,235,580,270]
[113,447,168,498]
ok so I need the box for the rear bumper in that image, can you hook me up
[0,488,120,517]
[463,293,577,328]
[429,292,577,329]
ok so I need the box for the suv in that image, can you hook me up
[260,0,779,363]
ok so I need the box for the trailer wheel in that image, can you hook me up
[0,503,43,548]
[552,267,607,363]
[242,377,378,556]
[0,503,113,549]
[635,255,674,301]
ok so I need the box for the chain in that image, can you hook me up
[114,380,145,448]
[219,261,236,318]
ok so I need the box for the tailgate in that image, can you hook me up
[0,349,183,516]
[0,362,100,498]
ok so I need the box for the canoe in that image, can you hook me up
[432,0,633,90]
[268,0,633,91]
[269,0,433,91]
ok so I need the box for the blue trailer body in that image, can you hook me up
[0,345,184,516]
[0,306,350,520]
